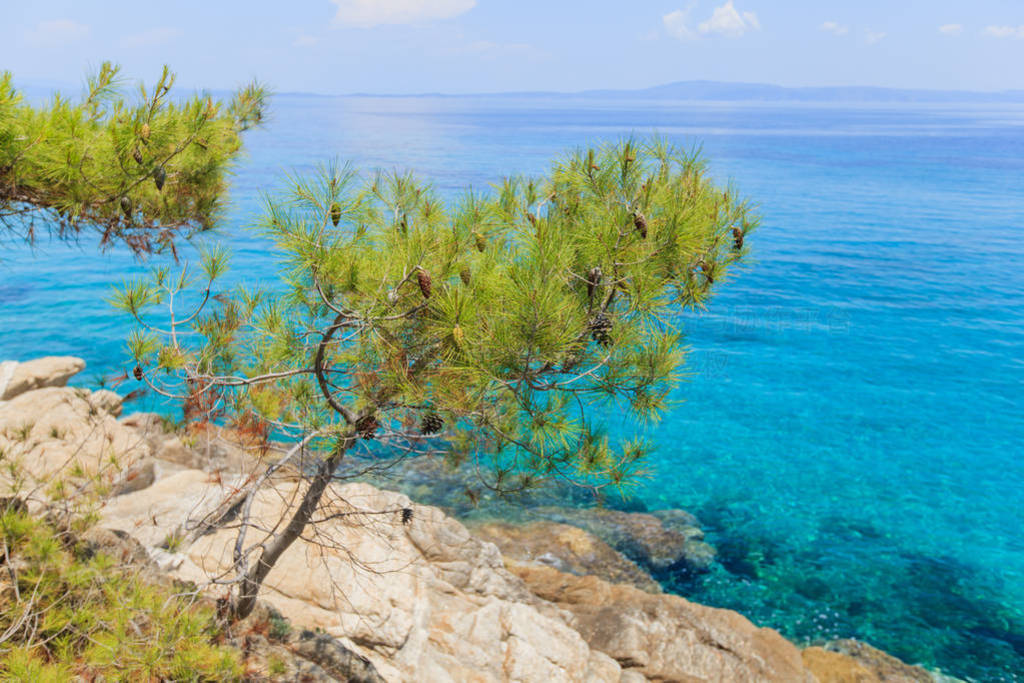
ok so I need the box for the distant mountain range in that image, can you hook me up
[345,80,1024,103]
[18,77,1024,103]
[573,80,1024,103]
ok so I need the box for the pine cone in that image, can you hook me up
[330,202,342,227]
[140,123,151,142]
[417,269,432,299]
[732,227,744,251]
[420,412,444,435]
[633,212,648,239]
[133,365,143,381]
[132,146,143,165]
[120,196,133,219]
[459,266,471,285]
[401,508,414,525]
[700,261,715,285]
[153,166,166,191]
[356,414,379,440]
[590,312,613,346]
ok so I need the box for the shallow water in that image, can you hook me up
[2,94,1023,680]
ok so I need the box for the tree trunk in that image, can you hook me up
[229,433,353,621]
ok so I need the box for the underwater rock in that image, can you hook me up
[342,454,717,577]
[469,520,662,593]
[533,505,716,574]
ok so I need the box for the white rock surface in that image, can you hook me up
[0,356,86,400]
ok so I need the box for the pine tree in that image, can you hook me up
[113,138,757,619]
[0,63,266,254]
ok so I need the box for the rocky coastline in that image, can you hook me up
[0,356,952,682]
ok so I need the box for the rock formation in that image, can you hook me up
[0,355,949,682]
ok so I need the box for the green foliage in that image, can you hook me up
[118,138,757,495]
[0,507,242,680]
[0,63,266,254]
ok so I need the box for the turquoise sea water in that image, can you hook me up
[2,95,1023,680]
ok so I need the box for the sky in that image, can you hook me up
[3,0,1024,95]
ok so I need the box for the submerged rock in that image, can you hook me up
[469,520,662,593]
[343,453,718,577]
[534,505,716,574]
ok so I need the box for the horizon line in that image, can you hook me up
[14,76,1024,101]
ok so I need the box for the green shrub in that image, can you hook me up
[0,508,242,680]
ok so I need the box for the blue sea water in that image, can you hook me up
[2,94,1023,680]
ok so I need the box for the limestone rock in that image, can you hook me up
[512,563,813,682]
[99,469,244,548]
[536,505,716,573]
[0,386,152,497]
[79,527,153,566]
[89,389,124,417]
[803,647,876,682]
[469,520,662,593]
[101,476,624,682]
[110,458,157,496]
[156,435,204,469]
[804,640,937,683]
[289,631,388,683]
[120,411,166,432]
[0,356,86,400]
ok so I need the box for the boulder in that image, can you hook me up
[89,389,124,417]
[536,505,716,573]
[101,475,625,682]
[0,386,152,498]
[469,520,662,593]
[511,563,813,682]
[803,640,937,683]
[155,435,205,469]
[289,630,387,683]
[110,458,158,496]
[0,356,86,400]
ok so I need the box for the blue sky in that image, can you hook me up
[4,1,1024,94]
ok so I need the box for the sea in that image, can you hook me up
[2,93,1023,681]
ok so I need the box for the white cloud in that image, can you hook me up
[663,1,759,41]
[26,19,89,47]
[120,27,179,49]
[698,1,760,37]
[984,25,1024,39]
[820,21,848,36]
[938,23,963,36]
[865,30,887,45]
[332,0,475,28]
[663,7,696,41]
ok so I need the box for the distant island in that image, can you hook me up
[18,77,1024,103]
[343,79,1024,103]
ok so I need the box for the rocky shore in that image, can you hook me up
[0,356,951,682]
